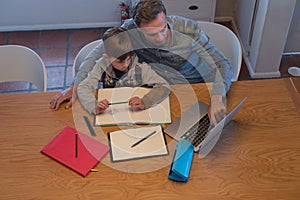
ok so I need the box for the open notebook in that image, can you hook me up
[108,125,169,162]
[95,87,171,126]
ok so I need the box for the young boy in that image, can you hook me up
[77,27,170,115]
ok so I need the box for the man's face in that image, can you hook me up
[138,12,169,47]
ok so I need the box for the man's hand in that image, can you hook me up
[95,99,109,115]
[49,85,77,110]
[128,96,145,111]
[208,94,226,126]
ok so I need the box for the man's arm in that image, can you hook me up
[138,63,170,109]
[49,85,76,110]
[170,16,233,124]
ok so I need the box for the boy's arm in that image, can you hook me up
[73,42,105,85]
[77,61,105,115]
[50,41,104,110]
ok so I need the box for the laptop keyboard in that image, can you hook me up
[180,113,211,147]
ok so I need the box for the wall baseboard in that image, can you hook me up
[0,22,120,32]
[245,59,281,79]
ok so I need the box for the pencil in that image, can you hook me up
[108,101,128,105]
[131,131,157,148]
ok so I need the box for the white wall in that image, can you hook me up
[0,0,124,31]
[284,0,300,53]
[0,0,235,32]
[234,0,297,78]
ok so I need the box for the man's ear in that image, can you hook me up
[103,53,110,61]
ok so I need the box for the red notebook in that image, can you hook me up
[41,126,109,176]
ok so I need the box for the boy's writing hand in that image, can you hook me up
[128,96,145,111]
[95,99,109,115]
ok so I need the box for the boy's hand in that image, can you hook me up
[128,96,145,111]
[95,99,109,115]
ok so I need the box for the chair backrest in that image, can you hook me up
[197,21,242,81]
[73,40,103,77]
[0,45,47,92]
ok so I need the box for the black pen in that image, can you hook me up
[108,101,128,105]
[131,131,157,148]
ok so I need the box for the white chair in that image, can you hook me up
[0,45,47,92]
[198,21,242,81]
[73,39,102,77]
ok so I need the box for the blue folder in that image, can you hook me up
[168,139,194,182]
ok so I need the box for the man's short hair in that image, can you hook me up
[132,0,167,26]
[102,27,134,62]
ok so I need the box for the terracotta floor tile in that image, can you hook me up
[0,32,8,45]
[238,60,252,80]
[46,67,66,89]
[0,81,30,92]
[293,54,300,65]
[65,66,74,87]
[99,28,110,38]
[40,30,69,47]
[37,48,67,66]
[9,31,40,48]
[69,29,101,47]
[280,54,300,75]
[68,47,81,66]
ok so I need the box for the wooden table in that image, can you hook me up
[284,77,300,116]
[1,78,300,200]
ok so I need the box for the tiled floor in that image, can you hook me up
[0,21,299,93]
[0,28,108,93]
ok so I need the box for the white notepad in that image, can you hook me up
[108,125,169,162]
[95,87,171,126]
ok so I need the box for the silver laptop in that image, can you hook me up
[165,98,247,157]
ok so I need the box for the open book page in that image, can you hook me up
[108,125,168,162]
[95,87,171,126]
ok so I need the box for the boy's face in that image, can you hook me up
[108,55,132,72]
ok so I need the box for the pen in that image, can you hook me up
[75,133,78,158]
[131,130,157,148]
[108,101,128,105]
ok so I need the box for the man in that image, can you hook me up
[50,0,233,125]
